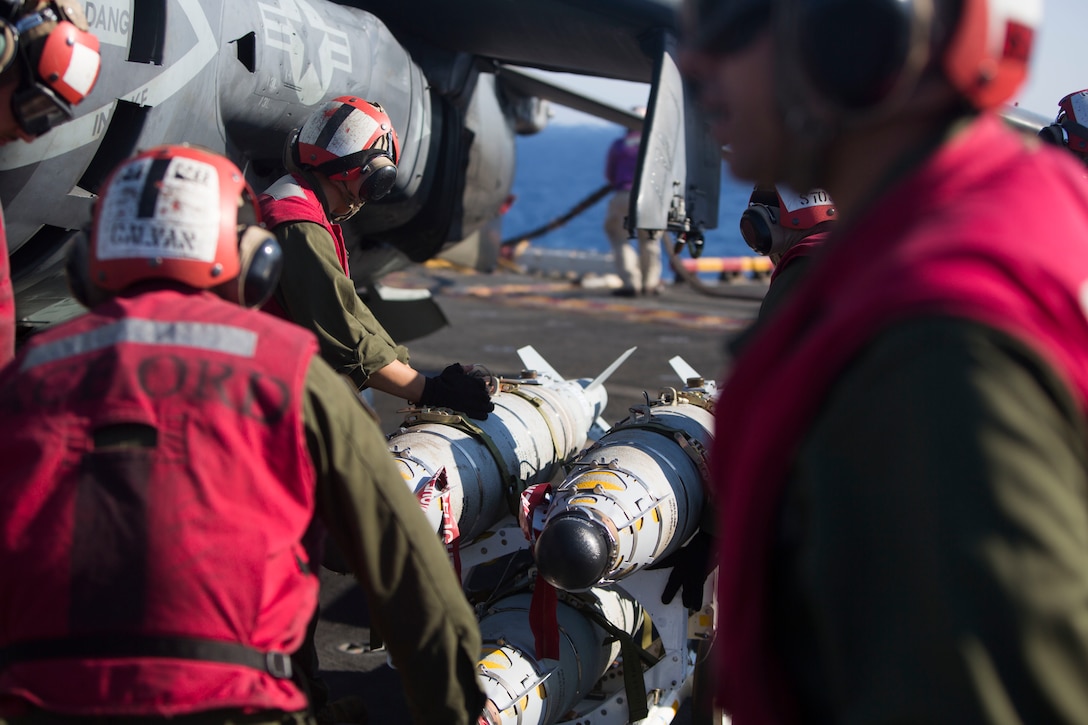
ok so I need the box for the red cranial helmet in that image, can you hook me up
[774,0,1040,119]
[943,0,1039,111]
[740,185,836,257]
[1038,89,1088,162]
[291,96,400,201]
[4,0,101,140]
[69,145,282,308]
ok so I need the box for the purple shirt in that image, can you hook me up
[606,131,641,191]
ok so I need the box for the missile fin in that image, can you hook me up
[668,355,700,383]
[586,346,637,392]
[517,345,564,380]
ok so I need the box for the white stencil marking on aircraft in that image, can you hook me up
[82,0,133,48]
[0,0,216,170]
[258,0,353,105]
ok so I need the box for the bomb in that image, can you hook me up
[476,586,642,725]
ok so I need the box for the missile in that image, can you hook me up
[476,586,643,725]
[531,374,715,593]
[386,345,635,546]
[463,359,718,725]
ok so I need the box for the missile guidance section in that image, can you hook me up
[532,381,715,592]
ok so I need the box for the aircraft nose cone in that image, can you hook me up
[534,514,611,591]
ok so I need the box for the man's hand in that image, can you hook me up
[420,362,495,420]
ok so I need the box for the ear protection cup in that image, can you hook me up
[283,128,302,174]
[227,184,283,308]
[739,205,787,257]
[1045,93,1088,158]
[782,0,934,114]
[356,154,397,202]
[313,150,398,201]
[233,226,283,308]
[1038,118,1088,160]
[1038,124,1067,149]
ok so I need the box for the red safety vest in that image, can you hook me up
[713,114,1088,723]
[0,286,320,717]
[0,207,14,366]
[258,174,350,320]
[768,232,827,284]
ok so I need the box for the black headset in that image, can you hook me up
[778,0,938,115]
[314,149,398,202]
[739,204,786,257]
[1039,114,1088,158]
[231,191,284,308]
[1038,124,1066,148]
[286,129,398,203]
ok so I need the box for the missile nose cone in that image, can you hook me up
[535,515,611,591]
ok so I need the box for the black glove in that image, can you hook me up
[652,529,716,610]
[419,362,495,420]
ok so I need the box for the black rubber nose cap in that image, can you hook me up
[534,515,611,591]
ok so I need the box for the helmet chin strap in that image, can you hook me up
[328,180,365,223]
[768,227,821,266]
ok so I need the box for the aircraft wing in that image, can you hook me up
[495,66,645,131]
[342,0,681,82]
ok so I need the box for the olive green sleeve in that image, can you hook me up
[275,221,411,387]
[302,359,485,725]
[780,317,1088,722]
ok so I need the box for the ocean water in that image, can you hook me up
[504,124,755,262]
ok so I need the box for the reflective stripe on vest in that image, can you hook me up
[21,319,258,372]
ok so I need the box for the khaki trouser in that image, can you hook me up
[604,190,663,293]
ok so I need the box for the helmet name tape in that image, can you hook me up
[97,156,221,263]
[778,187,832,213]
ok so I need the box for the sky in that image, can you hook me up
[533,0,1087,126]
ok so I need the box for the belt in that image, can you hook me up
[0,635,293,679]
